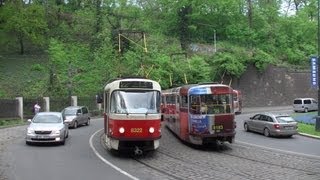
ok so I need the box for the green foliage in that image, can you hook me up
[249,49,275,72]
[0,0,318,96]
[31,64,45,72]
[0,89,6,98]
[0,1,48,53]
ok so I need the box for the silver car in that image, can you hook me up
[61,106,90,129]
[244,112,298,137]
[26,112,69,145]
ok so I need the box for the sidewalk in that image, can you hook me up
[242,106,292,114]
[242,106,320,139]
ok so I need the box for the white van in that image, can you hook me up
[293,98,318,113]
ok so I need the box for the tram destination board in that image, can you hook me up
[119,81,153,89]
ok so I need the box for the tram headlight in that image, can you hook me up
[149,127,155,133]
[119,127,125,134]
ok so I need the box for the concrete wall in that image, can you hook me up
[231,65,317,107]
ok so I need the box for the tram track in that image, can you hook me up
[98,127,320,180]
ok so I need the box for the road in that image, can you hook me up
[0,107,319,180]
[235,108,320,157]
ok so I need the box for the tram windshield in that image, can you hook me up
[189,94,232,115]
[111,90,160,114]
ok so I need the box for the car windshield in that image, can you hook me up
[33,114,62,123]
[110,90,160,114]
[276,116,295,123]
[63,108,77,115]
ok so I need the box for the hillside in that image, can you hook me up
[0,54,49,98]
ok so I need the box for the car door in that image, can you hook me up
[249,114,260,132]
[76,108,83,124]
[82,107,89,123]
[255,115,267,133]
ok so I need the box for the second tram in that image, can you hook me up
[103,78,162,154]
[233,89,242,114]
[161,83,236,145]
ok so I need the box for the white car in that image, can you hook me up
[26,112,69,145]
[293,98,318,113]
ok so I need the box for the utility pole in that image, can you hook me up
[316,0,320,131]
[68,61,72,102]
[214,30,217,53]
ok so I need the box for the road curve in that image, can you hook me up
[0,106,319,180]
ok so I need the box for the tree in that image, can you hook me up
[0,1,48,54]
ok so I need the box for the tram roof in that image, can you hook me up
[162,83,232,94]
[104,78,161,91]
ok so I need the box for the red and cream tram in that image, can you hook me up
[233,89,242,114]
[103,78,162,154]
[161,83,236,145]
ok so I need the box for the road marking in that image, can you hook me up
[89,128,139,180]
[236,140,320,159]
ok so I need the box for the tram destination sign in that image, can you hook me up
[120,81,153,89]
[310,56,318,88]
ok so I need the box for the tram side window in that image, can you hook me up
[176,95,180,104]
[181,96,188,107]
[166,94,175,104]
[189,94,232,114]
[166,96,171,104]
[104,92,109,113]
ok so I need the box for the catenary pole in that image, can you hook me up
[317,0,320,131]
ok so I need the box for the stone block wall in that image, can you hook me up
[231,65,317,107]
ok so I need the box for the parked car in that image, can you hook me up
[293,98,318,113]
[26,112,69,145]
[61,106,90,129]
[244,112,298,137]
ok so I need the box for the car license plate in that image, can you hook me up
[38,135,46,139]
[284,126,293,130]
[212,125,223,130]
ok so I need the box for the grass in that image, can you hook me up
[0,119,27,128]
[298,123,320,137]
[0,54,48,97]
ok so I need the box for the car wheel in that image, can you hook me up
[26,141,31,145]
[73,121,78,129]
[304,108,308,113]
[244,123,250,132]
[86,119,90,126]
[263,128,270,137]
[66,131,69,138]
[61,135,66,145]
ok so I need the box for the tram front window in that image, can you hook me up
[190,94,232,115]
[111,90,160,114]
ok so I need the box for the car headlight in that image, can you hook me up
[27,128,34,134]
[52,130,61,135]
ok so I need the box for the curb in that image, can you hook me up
[298,132,320,139]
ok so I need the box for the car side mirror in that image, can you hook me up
[249,117,253,120]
